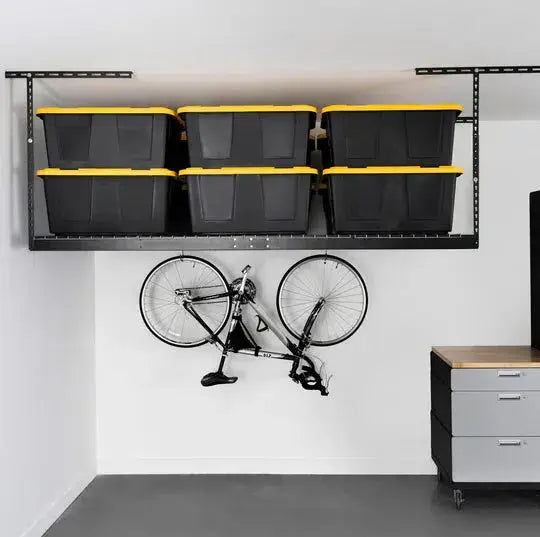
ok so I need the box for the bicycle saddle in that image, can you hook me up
[201,371,238,387]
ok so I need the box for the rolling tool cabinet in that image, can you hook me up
[431,346,540,509]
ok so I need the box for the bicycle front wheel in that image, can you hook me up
[276,255,368,346]
[140,255,232,348]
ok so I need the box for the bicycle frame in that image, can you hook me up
[181,265,328,394]
[189,295,297,357]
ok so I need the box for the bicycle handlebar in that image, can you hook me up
[292,356,329,396]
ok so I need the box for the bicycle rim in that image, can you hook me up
[276,255,368,346]
[140,255,232,347]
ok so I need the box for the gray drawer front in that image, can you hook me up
[452,391,540,436]
[452,368,540,391]
[453,437,540,482]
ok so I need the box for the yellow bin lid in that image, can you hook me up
[322,166,463,175]
[37,107,178,116]
[321,104,463,114]
[36,107,183,123]
[178,166,318,176]
[37,168,177,177]
[178,105,317,114]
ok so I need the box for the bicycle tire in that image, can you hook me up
[139,255,232,348]
[276,254,368,347]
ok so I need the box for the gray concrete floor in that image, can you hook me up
[44,475,540,537]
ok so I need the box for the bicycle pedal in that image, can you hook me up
[201,371,238,387]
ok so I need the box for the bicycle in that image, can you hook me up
[139,254,368,396]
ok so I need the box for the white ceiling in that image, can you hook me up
[3,0,540,119]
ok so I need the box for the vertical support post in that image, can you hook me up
[26,74,35,250]
[472,71,480,246]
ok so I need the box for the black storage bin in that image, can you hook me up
[179,167,318,234]
[178,105,316,167]
[323,166,462,233]
[37,168,178,235]
[321,104,462,167]
[37,107,184,170]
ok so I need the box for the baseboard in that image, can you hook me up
[98,457,435,475]
[19,470,95,537]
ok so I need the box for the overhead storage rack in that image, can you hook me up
[5,66,540,251]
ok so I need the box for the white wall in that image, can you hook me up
[2,0,539,74]
[2,0,540,120]
[0,80,97,537]
[95,121,536,475]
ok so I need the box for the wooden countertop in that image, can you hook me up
[432,346,540,368]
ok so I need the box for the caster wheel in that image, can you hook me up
[453,489,464,510]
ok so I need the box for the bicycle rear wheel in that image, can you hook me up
[140,255,232,347]
[276,255,368,346]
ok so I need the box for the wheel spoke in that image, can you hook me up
[323,269,351,298]
[146,302,177,312]
[326,277,358,299]
[278,256,367,345]
[288,303,317,325]
[281,299,317,308]
[281,288,316,299]
[146,281,173,294]
[326,302,364,313]
[140,257,231,346]
[161,269,177,292]
[144,294,174,303]
[283,280,317,299]
[326,303,354,330]
[174,261,185,289]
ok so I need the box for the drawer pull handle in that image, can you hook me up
[498,439,522,446]
[498,370,521,377]
[498,393,522,400]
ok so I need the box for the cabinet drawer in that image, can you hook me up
[453,437,540,482]
[452,391,540,436]
[452,368,540,391]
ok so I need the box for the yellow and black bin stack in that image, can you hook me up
[320,104,463,233]
[36,107,185,235]
[177,105,318,234]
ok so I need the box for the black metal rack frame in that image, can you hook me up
[5,66,539,251]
